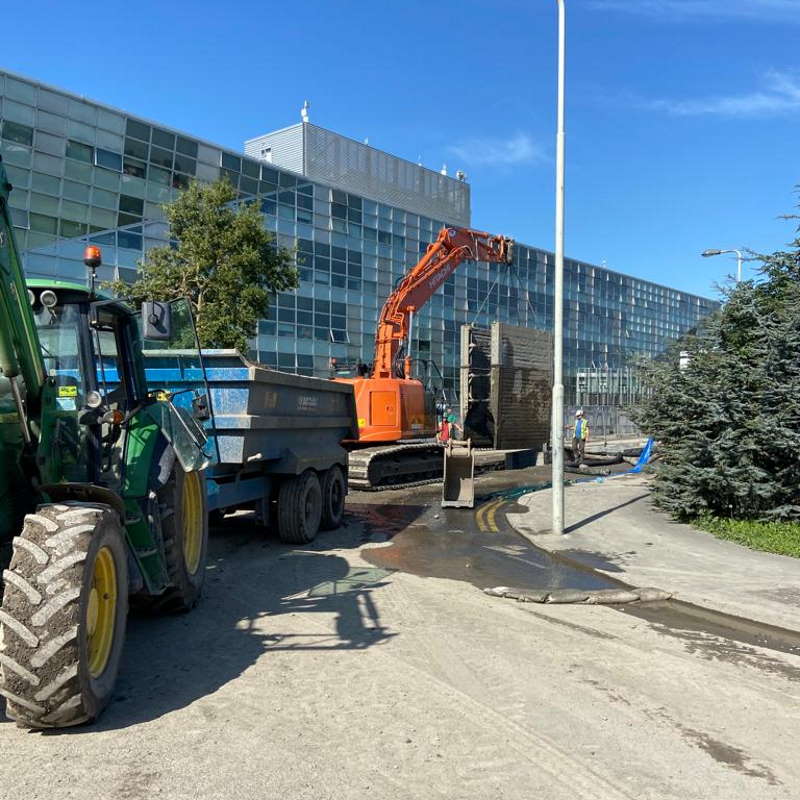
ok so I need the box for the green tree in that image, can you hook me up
[107,178,297,351]
[633,214,800,521]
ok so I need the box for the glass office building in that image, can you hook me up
[0,69,718,401]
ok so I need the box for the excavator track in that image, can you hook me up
[347,442,445,491]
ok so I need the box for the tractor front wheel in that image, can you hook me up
[153,467,208,613]
[0,503,128,729]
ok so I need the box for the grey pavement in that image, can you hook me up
[1,491,799,798]
[509,474,800,631]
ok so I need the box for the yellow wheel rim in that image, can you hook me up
[86,546,118,679]
[182,471,204,575]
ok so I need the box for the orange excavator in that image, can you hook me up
[337,226,513,489]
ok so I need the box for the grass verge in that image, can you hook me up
[694,515,800,559]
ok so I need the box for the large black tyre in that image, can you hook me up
[277,470,322,544]
[0,503,128,729]
[153,467,208,613]
[320,465,346,530]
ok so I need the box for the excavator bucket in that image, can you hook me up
[441,439,475,508]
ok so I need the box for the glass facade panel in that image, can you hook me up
[176,136,198,157]
[37,109,67,136]
[124,137,148,159]
[66,140,92,163]
[38,89,69,116]
[3,120,33,146]
[31,172,60,194]
[2,142,30,170]
[95,148,122,171]
[126,119,150,141]
[35,130,65,156]
[97,108,125,134]
[3,99,35,125]
[152,128,175,149]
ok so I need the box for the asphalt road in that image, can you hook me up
[1,468,798,799]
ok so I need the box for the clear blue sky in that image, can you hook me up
[5,0,800,299]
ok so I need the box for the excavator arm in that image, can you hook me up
[372,226,513,379]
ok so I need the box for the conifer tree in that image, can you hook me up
[634,214,800,521]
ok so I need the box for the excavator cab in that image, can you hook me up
[339,375,436,443]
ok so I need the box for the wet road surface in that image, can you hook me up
[355,496,621,593]
[353,463,632,594]
[351,464,800,662]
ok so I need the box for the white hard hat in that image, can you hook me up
[575,409,583,417]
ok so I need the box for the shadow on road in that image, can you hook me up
[564,493,649,534]
[1,514,396,733]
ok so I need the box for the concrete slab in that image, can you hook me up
[507,474,800,631]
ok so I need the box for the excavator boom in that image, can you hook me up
[372,227,513,379]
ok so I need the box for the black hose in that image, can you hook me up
[566,453,624,467]
[622,447,643,458]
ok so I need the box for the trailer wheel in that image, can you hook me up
[320,465,346,530]
[154,467,208,613]
[0,503,128,729]
[277,471,322,544]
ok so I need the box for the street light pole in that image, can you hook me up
[701,248,743,283]
[551,0,566,535]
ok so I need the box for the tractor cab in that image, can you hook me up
[27,279,149,489]
[27,265,210,496]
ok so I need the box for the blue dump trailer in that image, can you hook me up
[143,349,357,543]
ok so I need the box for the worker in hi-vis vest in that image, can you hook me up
[571,409,589,464]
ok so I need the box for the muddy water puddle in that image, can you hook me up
[354,500,619,593]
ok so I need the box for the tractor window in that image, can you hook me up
[140,298,197,351]
[93,329,121,403]
[137,298,205,390]
[34,303,84,411]
[93,319,143,411]
[135,298,212,472]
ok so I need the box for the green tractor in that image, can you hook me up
[0,157,210,728]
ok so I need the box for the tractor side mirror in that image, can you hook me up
[141,301,172,341]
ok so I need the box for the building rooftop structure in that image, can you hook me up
[245,120,471,227]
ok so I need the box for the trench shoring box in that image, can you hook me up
[459,323,553,452]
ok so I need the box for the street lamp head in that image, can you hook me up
[701,249,723,257]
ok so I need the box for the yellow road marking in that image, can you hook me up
[475,503,487,531]
[475,499,503,533]
[485,500,501,533]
